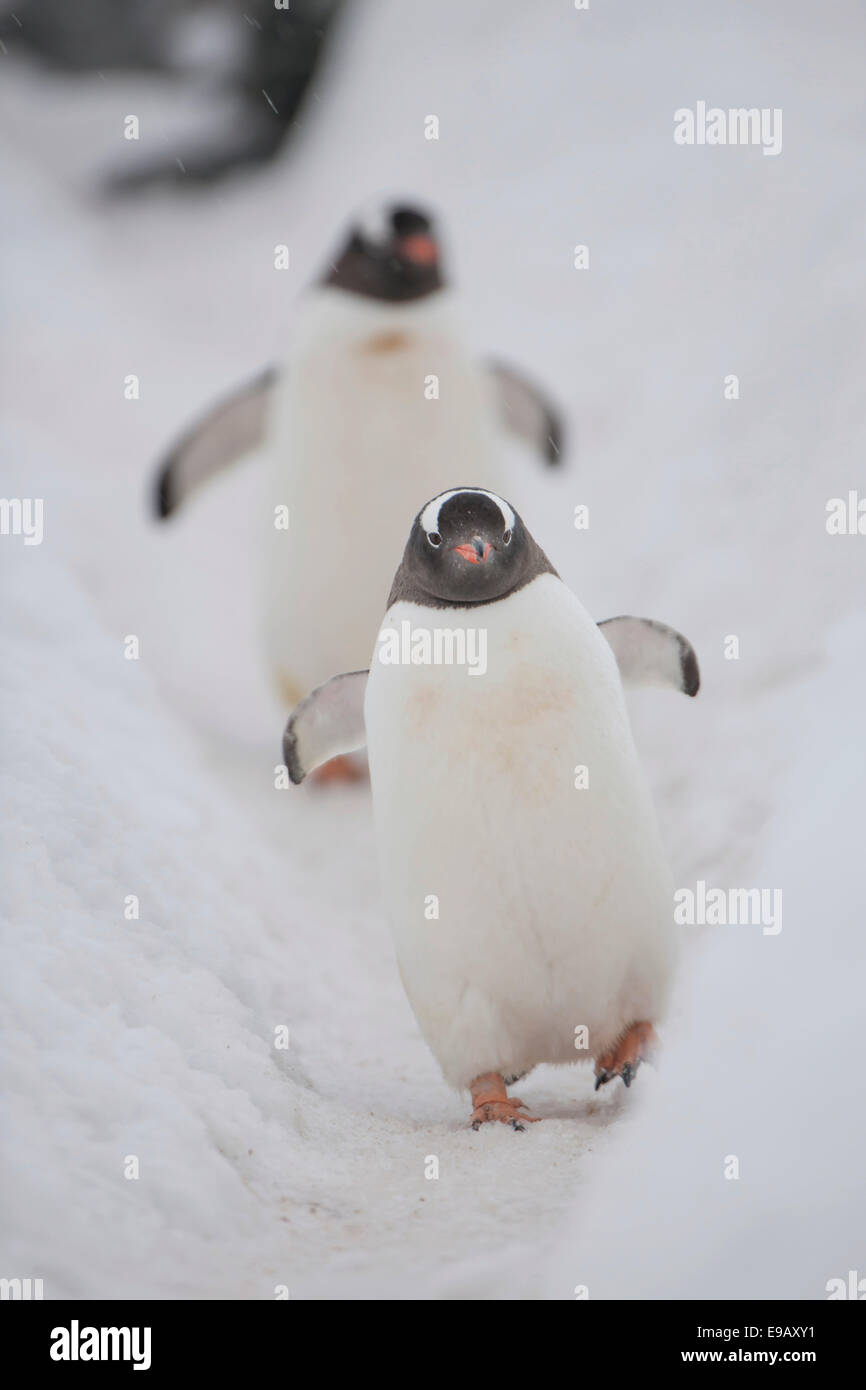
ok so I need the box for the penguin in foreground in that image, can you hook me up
[154,203,565,778]
[282,488,700,1126]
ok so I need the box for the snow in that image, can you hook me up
[1,0,864,1298]
[544,611,866,1299]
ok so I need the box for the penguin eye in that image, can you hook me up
[427,532,442,548]
[503,529,512,545]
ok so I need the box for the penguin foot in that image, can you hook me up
[309,755,368,786]
[468,1072,540,1130]
[594,1021,657,1091]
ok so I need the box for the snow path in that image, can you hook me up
[1,557,626,1299]
[2,0,864,1297]
[542,616,866,1300]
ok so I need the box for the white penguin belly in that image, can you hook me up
[364,576,678,1090]
[260,308,517,701]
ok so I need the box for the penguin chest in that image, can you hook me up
[364,581,677,1083]
[261,338,512,689]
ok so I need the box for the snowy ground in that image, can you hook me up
[1,0,864,1299]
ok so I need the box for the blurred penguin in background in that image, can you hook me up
[154,201,567,777]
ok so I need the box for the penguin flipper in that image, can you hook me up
[282,671,369,784]
[486,360,565,465]
[154,367,277,519]
[599,617,700,697]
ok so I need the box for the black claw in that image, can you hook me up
[594,1070,611,1091]
[471,1120,481,1131]
[512,1120,525,1132]
[621,1062,634,1088]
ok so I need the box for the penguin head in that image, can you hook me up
[400,488,534,606]
[324,201,443,303]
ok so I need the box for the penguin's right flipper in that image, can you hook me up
[486,360,565,464]
[599,617,700,696]
[282,671,369,784]
[154,367,277,519]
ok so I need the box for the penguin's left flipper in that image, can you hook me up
[154,366,277,520]
[282,671,369,784]
[599,617,700,696]
[486,360,565,465]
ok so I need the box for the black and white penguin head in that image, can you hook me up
[324,200,443,303]
[389,488,556,608]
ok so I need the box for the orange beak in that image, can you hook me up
[453,539,491,564]
[398,233,438,266]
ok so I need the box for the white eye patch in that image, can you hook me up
[352,201,393,245]
[419,488,516,537]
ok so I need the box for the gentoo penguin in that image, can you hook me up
[154,203,564,775]
[282,488,700,1125]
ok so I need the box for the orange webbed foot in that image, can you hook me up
[308,754,368,786]
[594,1021,658,1091]
[468,1072,540,1130]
